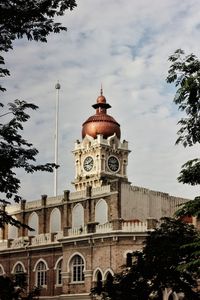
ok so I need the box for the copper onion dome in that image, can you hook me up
[82,88,121,139]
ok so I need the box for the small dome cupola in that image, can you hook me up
[82,88,121,139]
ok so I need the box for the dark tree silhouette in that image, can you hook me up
[91,218,199,300]
[0,0,77,227]
[167,49,200,269]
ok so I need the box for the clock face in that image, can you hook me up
[83,156,94,172]
[108,156,119,172]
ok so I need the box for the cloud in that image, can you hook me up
[2,0,200,200]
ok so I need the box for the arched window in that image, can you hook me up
[104,270,113,283]
[55,258,62,285]
[95,199,108,224]
[8,217,18,239]
[0,265,5,275]
[72,204,84,228]
[35,261,47,287]
[50,208,61,233]
[126,253,132,267]
[95,270,103,294]
[13,263,26,287]
[28,212,38,236]
[14,263,24,274]
[71,255,84,282]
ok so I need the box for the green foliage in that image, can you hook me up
[0,1,77,226]
[167,49,200,281]
[91,252,150,300]
[167,49,200,147]
[91,218,200,300]
[175,196,200,219]
[0,0,77,91]
[144,218,200,288]
[166,49,200,188]
[0,100,58,227]
[0,274,40,300]
[178,159,200,185]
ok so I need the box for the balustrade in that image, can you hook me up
[0,220,152,250]
[122,221,148,232]
[54,231,63,241]
[96,222,113,233]
[31,233,52,246]
[10,237,29,248]
[0,240,8,250]
[68,226,87,237]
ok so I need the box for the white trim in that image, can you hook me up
[11,261,26,274]
[60,293,90,299]
[0,264,5,275]
[107,134,119,144]
[55,283,62,288]
[54,256,63,270]
[34,259,48,288]
[123,249,133,258]
[67,252,86,272]
[70,281,84,285]
[68,253,86,283]
[103,268,114,281]
[54,257,63,285]
[92,267,103,282]
[39,284,47,289]
[33,258,49,272]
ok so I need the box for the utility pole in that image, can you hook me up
[54,82,61,196]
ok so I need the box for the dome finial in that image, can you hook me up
[100,83,103,96]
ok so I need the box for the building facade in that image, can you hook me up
[0,91,190,299]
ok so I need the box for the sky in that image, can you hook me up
[2,0,200,201]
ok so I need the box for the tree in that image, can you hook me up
[166,49,200,211]
[166,49,200,148]
[0,274,40,300]
[143,218,199,299]
[91,251,150,300]
[166,49,200,270]
[91,218,199,300]
[0,0,77,227]
[0,100,58,228]
[0,0,77,91]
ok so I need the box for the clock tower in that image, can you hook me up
[72,89,130,191]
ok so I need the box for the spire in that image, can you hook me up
[100,83,103,96]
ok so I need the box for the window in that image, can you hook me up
[36,261,47,287]
[126,253,132,267]
[72,204,84,228]
[95,199,108,224]
[8,217,18,239]
[105,271,113,284]
[56,259,62,285]
[50,208,61,233]
[71,255,84,282]
[28,212,38,236]
[15,263,24,274]
[0,265,4,275]
[14,263,26,287]
[95,270,102,294]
